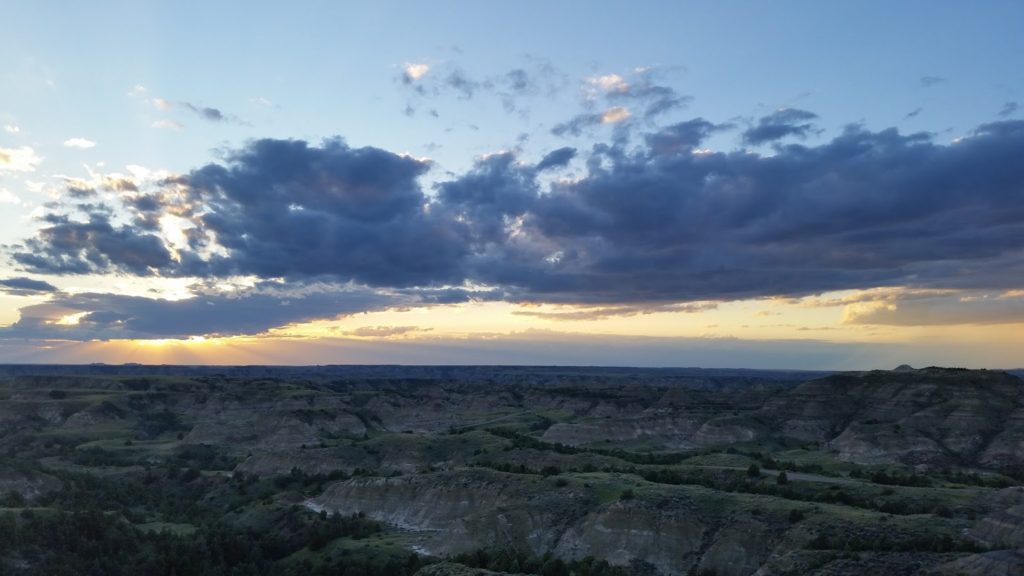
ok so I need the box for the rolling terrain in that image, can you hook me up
[0,365,1022,575]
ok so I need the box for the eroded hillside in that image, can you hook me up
[0,365,1021,575]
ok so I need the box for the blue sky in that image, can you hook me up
[1,1,1022,367]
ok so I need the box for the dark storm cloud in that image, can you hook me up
[0,287,405,340]
[535,147,577,171]
[999,101,1019,118]
[904,107,923,119]
[0,277,58,295]
[9,118,1024,333]
[13,212,173,275]
[502,120,1024,302]
[183,138,470,286]
[644,119,730,154]
[66,185,97,199]
[742,108,819,145]
[436,151,537,244]
[126,194,162,213]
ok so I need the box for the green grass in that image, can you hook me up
[682,452,758,468]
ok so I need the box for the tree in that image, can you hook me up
[776,471,789,485]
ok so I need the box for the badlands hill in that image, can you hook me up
[0,365,1022,575]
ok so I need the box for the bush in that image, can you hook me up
[747,464,761,478]
[1,491,26,507]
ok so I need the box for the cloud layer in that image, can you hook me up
[6,114,1024,339]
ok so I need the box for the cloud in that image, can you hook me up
[67,184,97,199]
[583,69,690,119]
[398,60,566,115]
[600,107,630,124]
[3,124,19,134]
[904,107,923,119]
[535,147,577,171]
[104,176,138,192]
[0,277,58,296]
[644,119,730,154]
[0,146,41,172]
[551,112,603,137]
[444,69,480,99]
[181,102,227,122]
[436,151,537,245]
[843,291,1024,326]
[0,285,407,340]
[0,188,21,204]
[152,119,183,131]
[11,119,1024,321]
[551,107,629,137]
[742,108,819,145]
[489,119,1024,303]
[12,138,464,283]
[513,302,717,321]
[149,98,238,124]
[13,212,173,275]
[344,325,427,338]
[586,73,629,95]
[402,62,430,83]
[179,138,468,286]
[999,101,1019,118]
[63,137,97,149]
[919,75,946,87]
[607,76,690,118]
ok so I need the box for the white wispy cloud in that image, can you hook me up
[151,97,172,110]
[0,188,21,204]
[402,62,430,82]
[152,119,184,131]
[0,146,42,172]
[600,106,630,123]
[63,137,97,149]
[3,124,20,134]
[587,73,629,94]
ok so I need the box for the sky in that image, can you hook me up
[1,1,1022,368]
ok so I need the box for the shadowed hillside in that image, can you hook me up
[1,365,1021,575]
